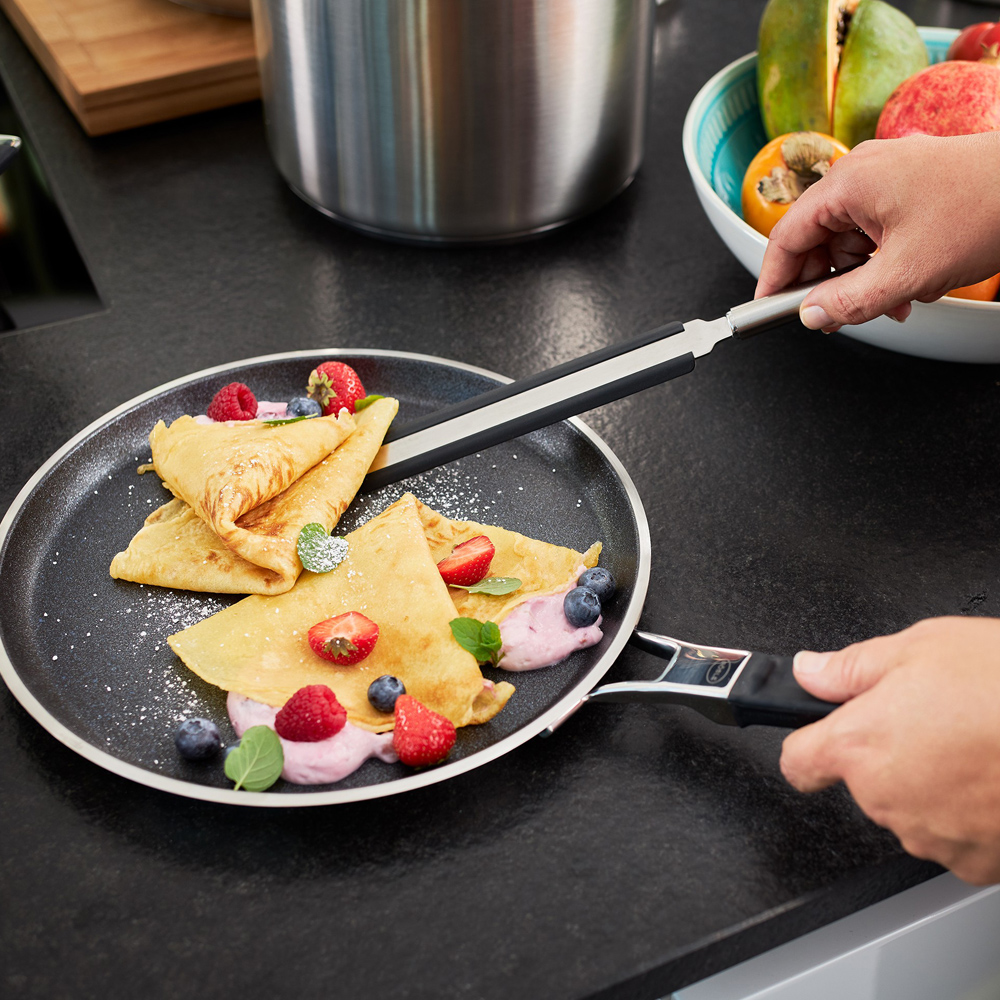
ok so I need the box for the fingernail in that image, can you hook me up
[889,313,905,324]
[794,650,833,674]
[800,305,834,330]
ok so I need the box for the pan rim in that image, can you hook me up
[0,348,651,807]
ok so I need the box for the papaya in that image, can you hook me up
[757,0,927,148]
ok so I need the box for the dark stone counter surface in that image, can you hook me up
[1,1,993,997]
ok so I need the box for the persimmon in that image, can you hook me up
[867,250,998,303]
[946,274,1000,301]
[741,132,850,238]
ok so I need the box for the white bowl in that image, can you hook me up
[682,27,1000,364]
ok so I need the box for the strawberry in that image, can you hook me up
[206,382,257,421]
[274,684,347,742]
[437,535,495,587]
[308,611,379,665]
[392,695,456,767]
[306,361,367,415]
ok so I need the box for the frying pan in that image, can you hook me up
[0,280,836,807]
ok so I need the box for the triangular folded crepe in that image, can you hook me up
[168,493,515,732]
[414,500,602,623]
[111,399,398,595]
[148,409,355,574]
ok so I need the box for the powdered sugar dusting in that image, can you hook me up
[338,455,499,532]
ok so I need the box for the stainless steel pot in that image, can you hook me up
[250,0,656,242]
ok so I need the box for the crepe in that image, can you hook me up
[148,409,355,574]
[110,398,398,595]
[168,493,515,732]
[414,500,601,623]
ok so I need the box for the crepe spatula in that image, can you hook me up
[364,274,838,491]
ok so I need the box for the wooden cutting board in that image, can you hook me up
[0,0,260,135]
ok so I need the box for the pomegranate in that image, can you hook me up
[876,60,1000,138]
[946,22,996,62]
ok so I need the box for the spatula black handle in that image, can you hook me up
[384,321,689,441]
[364,321,695,490]
[729,653,838,729]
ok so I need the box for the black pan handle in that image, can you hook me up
[577,632,841,731]
[728,653,838,729]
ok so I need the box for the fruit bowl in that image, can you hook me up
[682,27,1000,364]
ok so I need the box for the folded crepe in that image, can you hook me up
[414,499,602,624]
[148,409,355,574]
[111,398,398,595]
[168,493,516,732]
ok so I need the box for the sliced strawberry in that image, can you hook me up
[392,695,456,767]
[437,535,495,587]
[308,611,379,665]
[306,361,367,415]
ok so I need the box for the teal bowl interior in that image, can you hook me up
[694,30,952,217]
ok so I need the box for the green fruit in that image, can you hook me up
[758,0,838,139]
[833,0,927,147]
[757,0,928,147]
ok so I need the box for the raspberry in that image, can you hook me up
[392,695,456,767]
[274,684,347,742]
[206,382,258,421]
[306,362,366,416]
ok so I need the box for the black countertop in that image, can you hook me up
[2,1,996,997]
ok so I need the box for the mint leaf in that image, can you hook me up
[262,414,316,426]
[353,395,385,412]
[450,617,484,649]
[224,725,283,791]
[297,522,349,573]
[449,617,503,666]
[450,576,521,596]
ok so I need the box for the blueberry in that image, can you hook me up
[224,742,240,759]
[287,396,322,418]
[368,675,406,714]
[564,587,601,628]
[578,567,615,604]
[174,718,222,760]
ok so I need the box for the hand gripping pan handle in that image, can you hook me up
[545,632,839,734]
[364,274,840,490]
[725,652,838,728]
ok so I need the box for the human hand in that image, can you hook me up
[755,132,1000,331]
[780,616,1000,885]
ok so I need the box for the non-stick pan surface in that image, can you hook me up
[0,350,649,806]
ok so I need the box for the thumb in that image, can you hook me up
[799,253,913,331]
[792,633,902,703]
